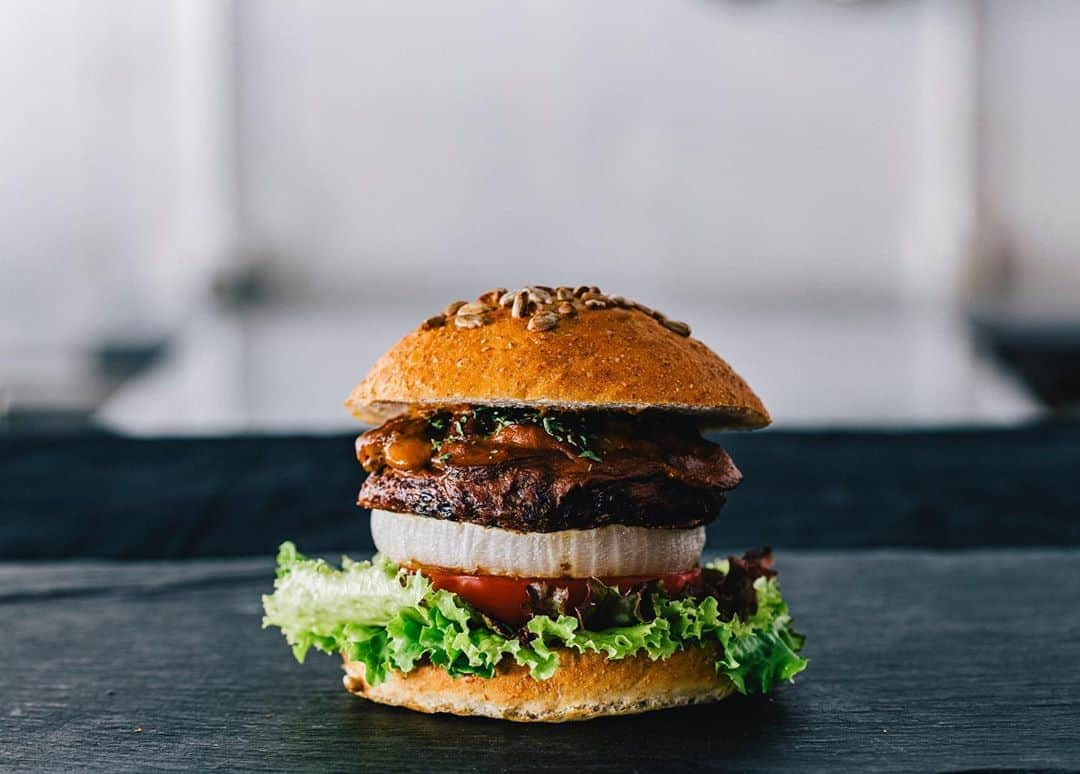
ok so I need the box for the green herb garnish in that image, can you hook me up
[426,406,602,462]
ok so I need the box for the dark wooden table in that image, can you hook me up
[4,549,1078,772]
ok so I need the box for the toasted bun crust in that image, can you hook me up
[342,644,735,723]
[346,289,769,429]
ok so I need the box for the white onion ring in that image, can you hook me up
[370,509,706,578]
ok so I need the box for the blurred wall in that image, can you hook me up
[234,0,951,307]
[977,0,1080,303]
[0,0,234,349]
[1,0,1078,351]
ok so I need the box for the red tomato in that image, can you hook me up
[423,567,702,626]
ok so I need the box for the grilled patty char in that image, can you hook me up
[356,409,741,532]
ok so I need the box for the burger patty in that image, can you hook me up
[359,464,730,531]
[356,408,741,532]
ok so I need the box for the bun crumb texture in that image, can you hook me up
[342,644,736,723]
[346,285,770,429]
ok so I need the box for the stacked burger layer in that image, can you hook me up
[263,286,807,722]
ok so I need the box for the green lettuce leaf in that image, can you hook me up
[262,542,807,693]
[261,542,430,663]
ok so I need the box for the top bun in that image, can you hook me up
[346,286,770,429]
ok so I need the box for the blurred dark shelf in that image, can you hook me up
[972,310,1080,412]
[91,338,167,382]
[2,422,1078,559]
[1,336,168,436]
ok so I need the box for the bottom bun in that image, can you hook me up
[342,644,735,723]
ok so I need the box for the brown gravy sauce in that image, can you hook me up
[356,408,719,478]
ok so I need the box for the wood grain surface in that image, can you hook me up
[3,551,1079,772]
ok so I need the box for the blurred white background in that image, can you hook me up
[2,0,1078,433]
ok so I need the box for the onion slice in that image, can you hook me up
[370,509,706,578]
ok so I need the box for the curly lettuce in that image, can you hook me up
[262,542,807,693]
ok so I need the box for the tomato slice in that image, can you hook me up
[423,567,702,626]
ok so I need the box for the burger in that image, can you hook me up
[262,285,806,722]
